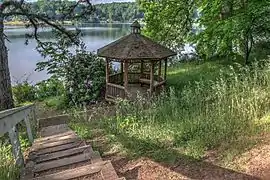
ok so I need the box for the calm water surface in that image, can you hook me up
[5,23,130,84]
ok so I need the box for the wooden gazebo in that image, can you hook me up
[97,21,177,101]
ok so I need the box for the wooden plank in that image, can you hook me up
[0,106,32,136]
[158,60,162,77]
[8,125,24,167]
[91,151,102,164]
[40,124,70,137]
[36,145,92,163]
[35,141,84,155]
[20,161,35,180]
[24,115,34,144]
[107,83,125,90]
[34,133,77,146]
[34,151,92,172]
[150,61,154,95]
[164,58,168,80]
[34,131,76,144]
[33,161,108,180]
[32,138,80,151]
[124,61,129,97]
[101,161,119,180]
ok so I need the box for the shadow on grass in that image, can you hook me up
[108,131,261,180]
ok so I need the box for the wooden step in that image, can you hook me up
[34,150,93,173]
[91,151,102,164]
[33,161,118,180]
[36,145,92,163]
[34,131,76,144]
[40,124,70,137]
[32,137,80,151]
[35,141,84,155]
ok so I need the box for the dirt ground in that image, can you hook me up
[98,134,270,180]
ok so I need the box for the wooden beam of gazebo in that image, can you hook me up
[97,21,177,101]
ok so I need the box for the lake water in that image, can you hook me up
[5,23,130,84]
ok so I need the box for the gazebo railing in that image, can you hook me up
[109,73,122,84]
[110,72,164,85]
[107,83,125,99]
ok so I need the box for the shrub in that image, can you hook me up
[35,77,65,100]
[36,33,106,106]
[12,81,35,105]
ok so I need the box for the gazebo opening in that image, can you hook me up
[97,21,177,101]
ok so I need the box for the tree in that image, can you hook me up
[138,0,270,63]
[0,0,93,111]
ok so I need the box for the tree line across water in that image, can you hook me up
[5,1,143,23]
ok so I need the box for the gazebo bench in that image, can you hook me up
[139,78,158,86]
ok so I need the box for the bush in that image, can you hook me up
[36,33,106,106]
[12,81,35,105]
[65,52,105,106]
[35,77,65,100]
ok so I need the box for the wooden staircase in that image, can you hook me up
[21,124,124,180]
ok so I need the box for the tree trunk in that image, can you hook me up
[0,19,14,111]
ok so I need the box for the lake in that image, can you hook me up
[5,23,130,84]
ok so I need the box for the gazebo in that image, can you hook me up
[97,21,177,101]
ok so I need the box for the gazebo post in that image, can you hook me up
[150,61,155,95]
[140,60,144,76]
[105,58,110,99]
[124,60,129,98]
[120,61,124,84]
[158,60,162,79]
[164,58,168,81]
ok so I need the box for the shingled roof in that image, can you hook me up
[97,21,177,60]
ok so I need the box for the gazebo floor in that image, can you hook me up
[127,84,150,100]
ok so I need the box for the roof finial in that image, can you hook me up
[131,20,141,34]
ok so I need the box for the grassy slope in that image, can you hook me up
[69,60,270,171]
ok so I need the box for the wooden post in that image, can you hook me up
[8,125,24,167]
[121,61,124,84]
[150,61,154,95]
[158,60,162,79]
[24,115,33,144]
[105,58,110,98]
[31,106,37,130]
[164,58,168,81]
[140,60,144,75]
[124,61,129,98]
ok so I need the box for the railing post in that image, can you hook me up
[32,106,37,130]
[24,115,34,144]
[8,125,24,167]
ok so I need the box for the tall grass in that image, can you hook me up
[101,60,270,159]
[0,124,32,180]
[0,142,19,180]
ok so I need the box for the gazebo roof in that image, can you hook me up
[97,21,177,60]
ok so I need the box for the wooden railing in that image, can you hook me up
[109,73,122,84]
[0,104,36,167]
[107,83,125,99]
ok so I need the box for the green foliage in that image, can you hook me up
[43,95,68,110]
[35,77,65,100]
[36,32,106,106]
[0,142,19,180]
[139,0,270,63]
[5,1,142,23]
[12,81,36,105]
